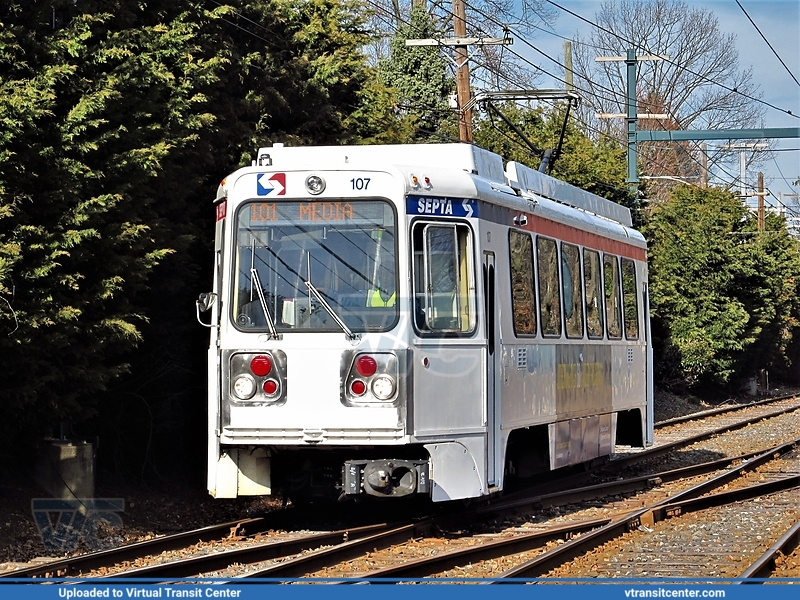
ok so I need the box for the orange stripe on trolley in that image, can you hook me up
[519,214,647,261]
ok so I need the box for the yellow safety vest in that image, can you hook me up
[367,289,396,307]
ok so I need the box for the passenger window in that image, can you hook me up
[561,243,583,338]
[537,236,561,337]
[412,222,475,333]
[583,249,604,339]
[509,230,537,336]
[621,258,640,340]
[603,254,622,340]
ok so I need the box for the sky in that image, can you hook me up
[516,0,800,212]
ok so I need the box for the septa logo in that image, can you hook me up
[257,173,286,196]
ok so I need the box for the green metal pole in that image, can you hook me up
[626,49,638,197]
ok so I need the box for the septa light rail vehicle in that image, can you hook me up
[197,143,653,503]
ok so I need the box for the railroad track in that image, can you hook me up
[300,438,800,581]
[491,444,799,580]
[71,434,800,580]
[0,503,429,579]
[738,520,800,580]
[0,517,266,578]
[3,394,799,581]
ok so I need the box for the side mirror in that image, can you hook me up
[197,293,217,312]
[196,293,218,327]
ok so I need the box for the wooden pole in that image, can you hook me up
[453,0,473,142]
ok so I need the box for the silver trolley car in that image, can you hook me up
[199,143,653,502]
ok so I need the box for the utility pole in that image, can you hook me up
[564,41,574,91]
[594,50,669,195]
[758,172,765,232]
[406,3,512,143]
[700,142,708,189]
[453,0,472,142]
[716,142,769,202]
[605,50,799,196]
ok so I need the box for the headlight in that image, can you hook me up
[371,375,395,400]
[233,374,256,400]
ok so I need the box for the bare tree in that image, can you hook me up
[569,0,766,188]
[364,0,555,89]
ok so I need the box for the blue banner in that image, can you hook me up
[1,580,799,600]
[406,196,478,218]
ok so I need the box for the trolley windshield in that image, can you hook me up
[233,199,398,332]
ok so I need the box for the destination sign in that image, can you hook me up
[243,200,387,226]
[406,195,478,219]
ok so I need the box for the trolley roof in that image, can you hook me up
[254,143,632,227]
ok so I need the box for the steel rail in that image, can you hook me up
[654,393,799,429]
[489,439,800,580]
[491,476,800,581]
[348,518,610,579]
[476,446,781,516]
[268,439,799,582]
[602,399,800,472]
[6,399,796,581]
[0,517,267,579]
[485,396,800,507]
[101,522,397,579]
[235,520,434,579]
[737,519,800,580]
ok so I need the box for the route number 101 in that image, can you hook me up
[350,177,370,190]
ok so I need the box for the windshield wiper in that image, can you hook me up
[250,269,281,339]
[304,280,359,341]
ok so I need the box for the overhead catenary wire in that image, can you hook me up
[543,0,799,119]
[216,0,781,199]
[372,2,790,206]
[735,0,800,88]
[457,0,773,194]
[413,0,764,195]
[396,3,766,195]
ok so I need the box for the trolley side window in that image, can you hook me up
[412,222,476,334]
[508,230,537,336]
[583,248,604,339]
[561,242,583,339]
[537,236,561,337]
[603,253,622,340]
[621,258,640,340]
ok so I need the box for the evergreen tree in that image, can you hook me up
[0,0,224,452]
[0,0,395,464]
[378,3,455,140]
[645,186,800,389]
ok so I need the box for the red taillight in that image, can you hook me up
[250,355,272,376]
[355,356,377,377]
[263,379,279,395]
[351,380,367,396]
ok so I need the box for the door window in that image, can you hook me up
[412,222,476,334]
